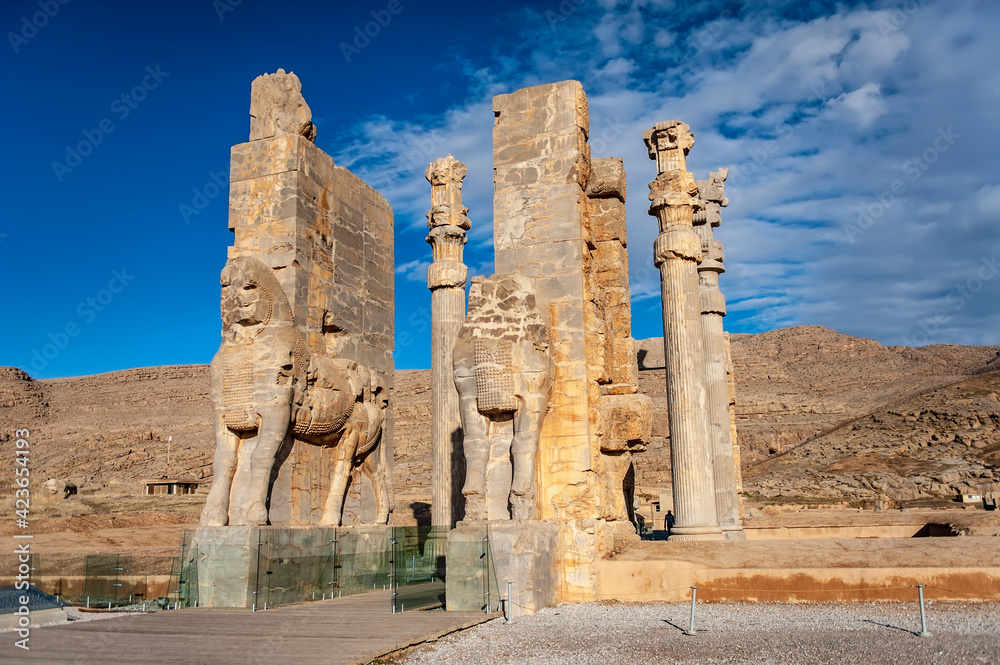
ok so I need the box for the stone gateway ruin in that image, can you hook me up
[200,69,395,530]
[194,71,742,611]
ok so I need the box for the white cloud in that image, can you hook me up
[395,259,431,283]
[652,30,675,48]
[337,0,1000,348]
[974,184,1000,217]
[832,82,888,128]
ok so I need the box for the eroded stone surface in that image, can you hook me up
[249,69,317,142]
[201,71,394,528]
[453,274,552,521]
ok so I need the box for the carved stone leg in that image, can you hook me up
[485,415,514,520]
[510,390,546,520]
[322,415,361,526]
[456,372,489,520]
[230,400,291,526]
[200,411,239,526]
[360,441,389,524]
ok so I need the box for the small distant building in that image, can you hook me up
[142,478,200,496]
[645,490,674,527]
[958,493,982,503]
[978,483,1000,510]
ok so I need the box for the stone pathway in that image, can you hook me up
[1,590,491,664]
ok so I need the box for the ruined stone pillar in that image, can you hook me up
[643,121,723,541]
[426,155,471,528]
[724,333,743,507]
[693,168,744,540]
[492,81,596,521]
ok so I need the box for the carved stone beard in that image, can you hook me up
[222,282,274,343]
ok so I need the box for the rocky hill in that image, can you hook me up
[744,370,1000,505]
[2,326,998,508]
[0,365,213,494]
[632,326,1000,493]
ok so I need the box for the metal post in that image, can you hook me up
[390,534,397,613]
[683,587,699,635]
[917,585,933,637]
[482,535,491,614]
[505,581,513,624]
[253,531,263,607]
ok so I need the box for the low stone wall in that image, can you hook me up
[190,525,391,608]
[0,607,67,630]
[595,560,1000,602]
[743,524,926,540]
[594,536,1000,602]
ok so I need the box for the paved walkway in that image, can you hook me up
[2,591,494,664]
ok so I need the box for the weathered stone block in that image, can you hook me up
[249,69,316,142]
[601,393,653,451]
[586,157,626,201]
[493,81,589,141]
[446,521,559,614]
[587,197,628,244]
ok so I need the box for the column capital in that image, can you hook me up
[643,120,695,174]
[426,153,468,186]
[425,155,472,231]
[693,167,729,228]
[648,171,700,214]
[425,156,471,293]
[427,262,468,290]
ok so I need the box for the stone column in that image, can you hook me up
[643,121,723,541]
[426,155,471,528]
[724,333,743,506]
[693,168,744,540]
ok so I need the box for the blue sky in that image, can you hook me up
[2,0,998,379]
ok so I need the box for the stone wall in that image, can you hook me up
[491,81,649,528]
[493,81,596,522]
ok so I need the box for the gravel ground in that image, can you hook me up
[395,601,1000,665]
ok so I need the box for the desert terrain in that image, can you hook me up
[2,325,999,556]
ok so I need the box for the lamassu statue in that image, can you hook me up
[200,256,390,527]
[453,273,553,520]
